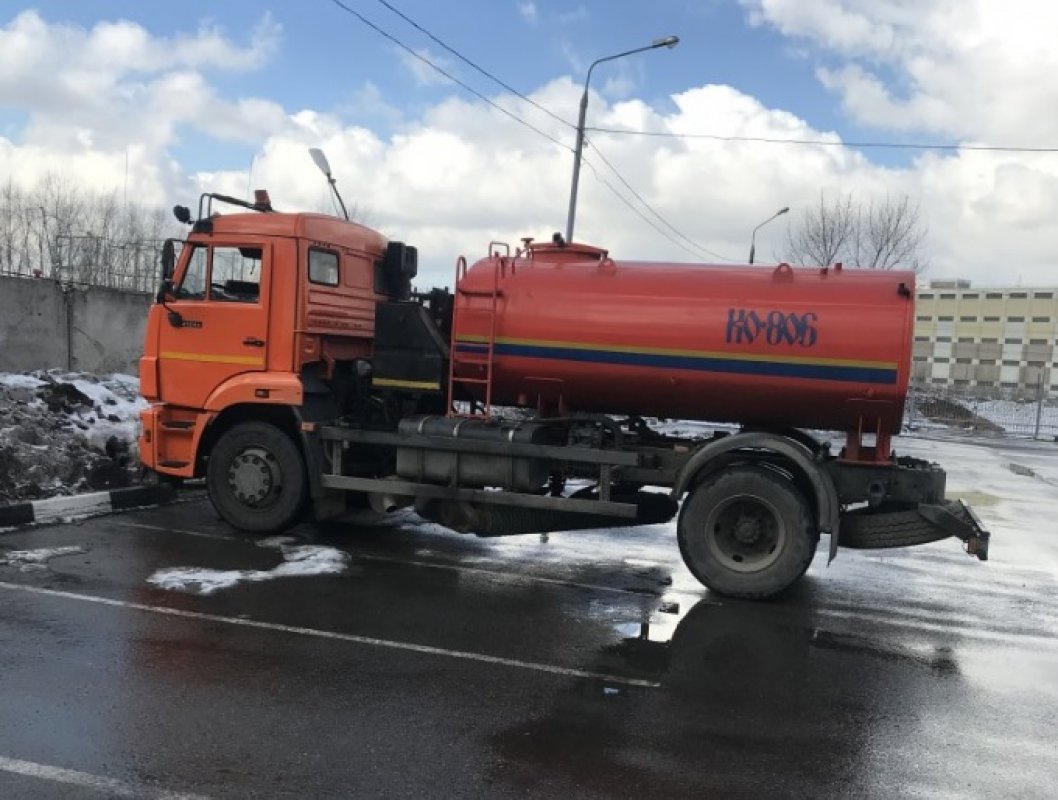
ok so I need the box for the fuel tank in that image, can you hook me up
[451,242,914,433]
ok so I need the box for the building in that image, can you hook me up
[912,283,1058,397]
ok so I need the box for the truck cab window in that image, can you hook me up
[309,249,339,286]
[175,245,207,299]
[211,246,262,303]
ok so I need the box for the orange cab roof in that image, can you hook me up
[198,212,388,253]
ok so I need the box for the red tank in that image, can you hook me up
[451,242,914,434]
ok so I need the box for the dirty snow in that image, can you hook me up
[0,370,145,503]
[147,536,350,595]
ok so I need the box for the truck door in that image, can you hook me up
[157,241,271,410]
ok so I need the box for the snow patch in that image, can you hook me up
[0,545,86,569]
[0,374,46,389]
[147,539,350,595]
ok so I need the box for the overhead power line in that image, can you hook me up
[326,0,726,259]
[579,156,732,262]
[584,139,734,261]
[371,0,574,130]
[327,0,570,151]
[584,126,1058,154]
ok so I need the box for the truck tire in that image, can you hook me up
[678,466,816,599]
[207,422,307,533]
[839,508,952,549]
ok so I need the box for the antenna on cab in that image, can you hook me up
[308,147,350,221]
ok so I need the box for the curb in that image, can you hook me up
[0,484,178,528]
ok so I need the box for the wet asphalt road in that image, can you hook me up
[1,435,1057,798]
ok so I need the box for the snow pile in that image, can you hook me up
[0,371,146,503]
[147,536,350,595]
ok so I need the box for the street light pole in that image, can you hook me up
[565,35,679,244]
[748,206,790,264]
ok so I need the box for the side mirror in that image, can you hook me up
[161,239,176,279]
[402,245,418,278]
[385,241,418,279]
[173,205,192,225]
[155,278,173,304]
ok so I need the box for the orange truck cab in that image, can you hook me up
[139,192,435,513]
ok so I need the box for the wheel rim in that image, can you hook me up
[703,492,787,574]
[226,446,283,509]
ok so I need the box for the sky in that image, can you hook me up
[1,0,1056,288]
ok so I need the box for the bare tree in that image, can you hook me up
[0,174,179,291]
[784,191,928,273]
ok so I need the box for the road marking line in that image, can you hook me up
[112,520,708,601]
[0,755,208,799]
[114,521,231,541]
[0,581,661,689]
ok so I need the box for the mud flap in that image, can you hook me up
[828,523,840,565]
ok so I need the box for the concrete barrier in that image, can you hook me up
[0,275,150,375]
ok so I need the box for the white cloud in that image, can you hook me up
[742,0,1058,145]
[2,6,1057,292]
[207,78,1057,289]
[0,11,287,202]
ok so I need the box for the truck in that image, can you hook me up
[137,188,990,599]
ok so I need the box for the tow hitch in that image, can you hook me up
[918,500,991,561]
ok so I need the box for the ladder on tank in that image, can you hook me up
[447,251,503,418]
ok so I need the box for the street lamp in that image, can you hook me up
[748,206,790,264]
[565,35,679,244]
[308,147,350,221]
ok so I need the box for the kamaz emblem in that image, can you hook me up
[725,309,818,346]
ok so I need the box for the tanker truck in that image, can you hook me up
[137,190,990,599]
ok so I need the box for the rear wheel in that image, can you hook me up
[678,466,816,599]
[207,421,307,533]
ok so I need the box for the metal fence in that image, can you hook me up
[905,382,1058,440]
[0,236,164,294]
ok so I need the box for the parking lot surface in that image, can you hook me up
[1,434,1056,798]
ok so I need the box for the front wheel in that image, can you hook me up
[207,421,307,533]
[678,466,816,599]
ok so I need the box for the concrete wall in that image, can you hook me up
[0,275,151,375]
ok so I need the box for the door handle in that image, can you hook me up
[242,337,265,347]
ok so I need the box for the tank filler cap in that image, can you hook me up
[526,240,610,264]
